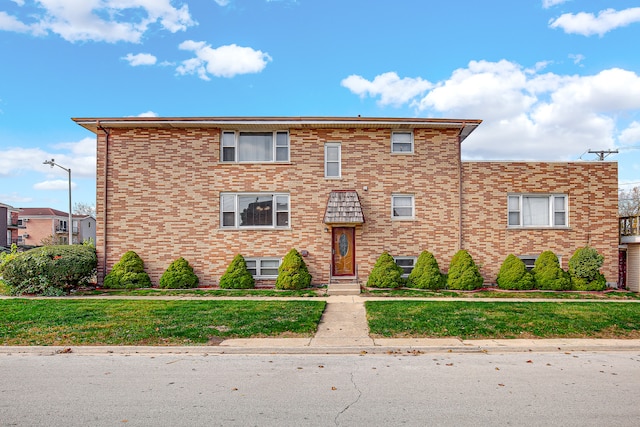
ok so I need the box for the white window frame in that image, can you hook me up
[221,193,290,229]
[324,142,341,178]
[508,194,568,228]
[392,194,415,220]
[391,131,414,154]
[221,131,289,163]
[518,255,538,271]
[245,258,281,279]
[394,256,417,278]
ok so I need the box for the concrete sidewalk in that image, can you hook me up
[2,294,640,355]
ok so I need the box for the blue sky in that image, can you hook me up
[1,0,640,213]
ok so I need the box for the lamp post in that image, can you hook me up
[43,159,72,245]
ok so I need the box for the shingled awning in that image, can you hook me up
[323,190,365,224]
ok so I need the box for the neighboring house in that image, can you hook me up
[0,202,20,248]
[73,116,618,288]
[18,208,96,246]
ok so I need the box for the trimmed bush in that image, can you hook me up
[276,249,312,290]
[366,252,404,288]
[1,245,97,296]
[532,251,571,291]
[407,250,445,290]
[219,254,255,289]
[159,257,199,289]
[446,249,484,290]
[568,246,606,291]
[103,251,151,289]
[496,254,535,290]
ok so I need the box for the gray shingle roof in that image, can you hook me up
[324,191,365,224]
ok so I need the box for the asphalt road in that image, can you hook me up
[1,351,639,426]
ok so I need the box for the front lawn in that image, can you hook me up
[366,300,640,339]
[0,299,326,346]
[363,288,640,300]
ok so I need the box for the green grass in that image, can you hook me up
[0,299,326,346]
[366,300,640,339]
[363,288,640,300]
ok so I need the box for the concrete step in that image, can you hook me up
[327,282,361,295]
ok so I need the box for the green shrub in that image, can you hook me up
[1,245,97,295]
[103,251,151,289]
[276,249,312,290]
[569,246,606,291]
[532,251,571,291]
[446,249,484,290]
[159,257,199,289]
[219,254,255,289]
[407,250,445,290]
[366,252,404,288]
[0,243,19,277]
[496,254,535,290]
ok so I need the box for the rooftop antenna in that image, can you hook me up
[587,149,618,161]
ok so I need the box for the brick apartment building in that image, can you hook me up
[17,208,96,246]
[0,202,20,248]
[73,116,618,287]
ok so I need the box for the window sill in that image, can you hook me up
[390,152,414,155]
[391,217,416,221]
[219,227,292,231]
[507,226,571,230]
[324,176,342,180]
[218,161,293,165]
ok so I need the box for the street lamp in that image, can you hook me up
[43,159,72,245]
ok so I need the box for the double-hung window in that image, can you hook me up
[221,193,290,228]
[391,131,413,153]
[392,194,415,220]
[222,131,289,162]
[246,258,281,278]
[325,143,341,178]
[508,194,567,227]
[394,256,416,277]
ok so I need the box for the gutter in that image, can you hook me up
[96,121,110,284]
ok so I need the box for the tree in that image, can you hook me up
[219,254,255,289]
[159,257,199,289]
[406,250,445,290]
[103,251,151,289]
[366,252,404,288]
[40,234,65,246]
[275,249,312,290]
[447,250,484,290]
[73,202,96,217]
[619,186,640,217]
[532,251,571,291]
[496,254,534,290]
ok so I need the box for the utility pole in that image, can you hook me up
[587,149,618,161]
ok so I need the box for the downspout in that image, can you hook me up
[97,121,110,284]
[457,123,465,251]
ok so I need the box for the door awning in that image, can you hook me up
[324,190,365,224]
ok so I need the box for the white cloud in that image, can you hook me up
[0,192,32,204]
[542,0,568,9]
[177,40,272,79]
[341,72,432,107]
[0,138,96,178]
[620,122,640,145]
[343,61,640,161]
[214,0,230,6]
[549,7,640,36]
[34,180,78,191]
[1,0,196,43]
[137,111,159,117]
[123,53,157,66]
[568,53,585,65]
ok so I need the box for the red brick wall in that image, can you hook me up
[95,126,618,287]
[461,161,618,284]
[96,126,462,286]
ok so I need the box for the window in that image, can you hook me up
[394,256,416,277]
[245,258,281,278]
[391,131,413,153]
[518,256,537,271]
[221,131,289,162]
[221,193,290,228]
[325,143,341,178]
[508,194,567,227]
[392,194,415,219]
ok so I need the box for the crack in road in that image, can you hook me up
[334,369,362,425]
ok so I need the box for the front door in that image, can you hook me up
[332,227,355,276]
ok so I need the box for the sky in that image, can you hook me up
[1,0,640,213]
